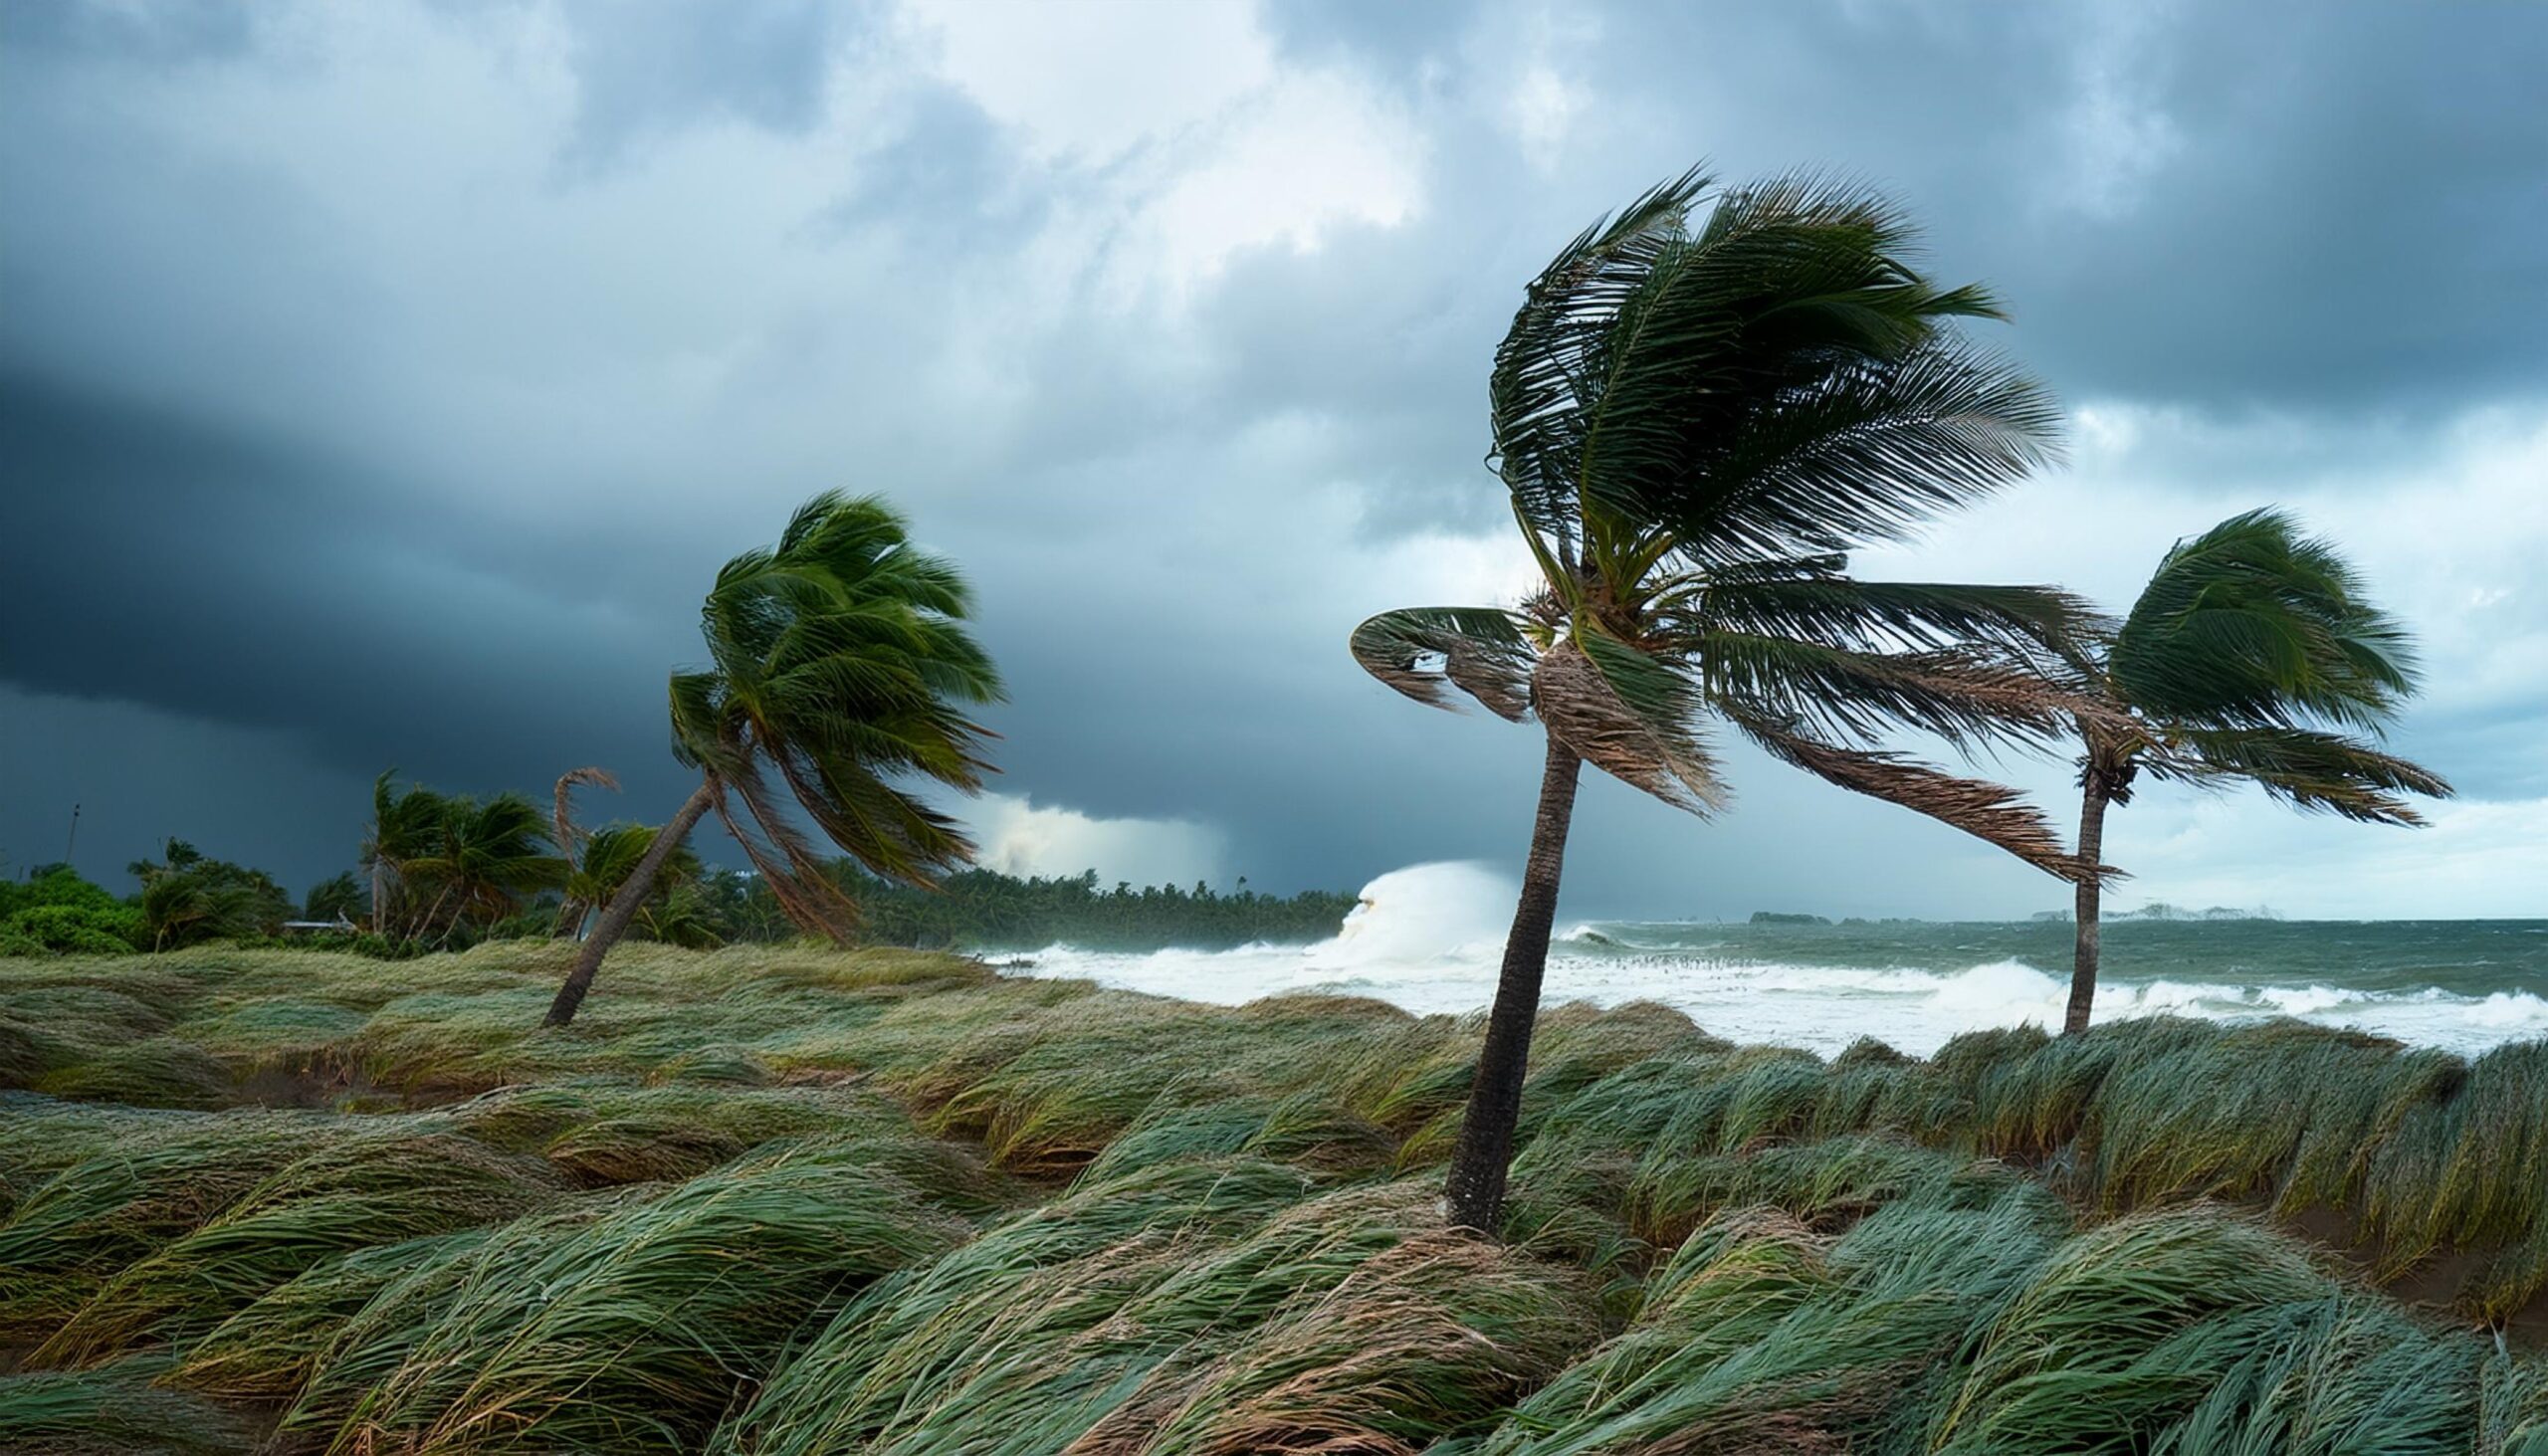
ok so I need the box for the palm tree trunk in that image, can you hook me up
[370,861,386,936]
[1444,733,1583,1234]
[543,782,715,1027]
[2063,781,2110,1036]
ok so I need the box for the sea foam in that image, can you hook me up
[1019,862,2548,1057]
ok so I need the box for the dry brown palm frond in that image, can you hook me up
[550,766,621,861]
[1732,713,2103,883]
[1532,639,1728,814]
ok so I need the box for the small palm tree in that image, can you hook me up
[1354,169,2101,1232]
[542,492,1002,1026]
[404,793,568,946]
[2058,509,2450,1033]
[362,772,449,937]
[559,822,704,938]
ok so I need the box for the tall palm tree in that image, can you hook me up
[1353,169,2101,1233]
[542,491,1002,1026]
[2058,509,2450,1033]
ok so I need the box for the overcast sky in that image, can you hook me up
[4,0,2544,922]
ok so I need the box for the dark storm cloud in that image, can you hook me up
[4,0,2544,915]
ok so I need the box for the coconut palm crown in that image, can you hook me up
[2060,508,2450,1032]
[543,491,1002,1026]
[1354,169,2105,1231]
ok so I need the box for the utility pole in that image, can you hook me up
[64,803,81,868]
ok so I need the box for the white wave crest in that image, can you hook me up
[1012,863,2547,1058]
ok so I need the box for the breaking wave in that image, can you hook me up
[1018,863,2548,1058]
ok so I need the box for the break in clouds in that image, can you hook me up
[3,0,2545,919]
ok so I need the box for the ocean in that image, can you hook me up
[1016,863,2548,1057]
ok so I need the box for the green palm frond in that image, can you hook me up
[1349,607,1538,721]
[1490,167,1712,552]
[2095,508,2447,828]
[568,823,703,909]
[1671,567,2106,666]
[2112,508,2421,733]
[2147,726,2452,825]
[1489,169,2059,573]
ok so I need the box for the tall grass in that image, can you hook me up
[1,944,2544,1454]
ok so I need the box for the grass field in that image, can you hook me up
[3,942,2544,1453]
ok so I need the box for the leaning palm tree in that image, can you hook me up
[2058,509,2449,1033]
[542,492,1002,1026]
[1353,169,2103,1232]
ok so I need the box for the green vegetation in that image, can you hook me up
[1351,167,2098,1229]
[2,945,2542,1454]
[836,866,1357,950]
[2056,509,2451,1032]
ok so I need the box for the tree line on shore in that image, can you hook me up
[0,846,1352,961]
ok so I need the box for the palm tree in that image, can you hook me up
[1352,169,2101,1232]
[559,822,703,938]
[404,793,569,946]
[362,772,449,938]
[2058,509,2450,1033]
[541,491,1003,1026]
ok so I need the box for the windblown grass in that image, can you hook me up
[2,943,2545,1454]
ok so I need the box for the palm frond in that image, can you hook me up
[551,766,620,862]
[2112,509,2422,734]
[1488,169,2060,581]
[1660,341,2061,563]
[2148,726,2453,825]
[1489,166,1713,554]
[1672,568,2107,665]
[1731,712,2095,882]
[1348,607,1538,722]
[1698,634,2091,751]
[1533,635,1728,815]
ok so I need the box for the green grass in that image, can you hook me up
[1,942,2543,1454]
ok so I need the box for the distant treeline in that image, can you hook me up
[708,866,1357,952]
[3,847,1354,959]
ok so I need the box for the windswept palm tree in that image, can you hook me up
[542,492,1002,1027]
[363,772,449,937]
[404,792,568,946]
[1353,169,2101,1232]
[2058,509,2449,1033]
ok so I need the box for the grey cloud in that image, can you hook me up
[4,0,2543,917]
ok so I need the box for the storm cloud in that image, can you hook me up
[5,0,2545,920]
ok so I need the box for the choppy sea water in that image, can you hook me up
[1017,863,2548,1058]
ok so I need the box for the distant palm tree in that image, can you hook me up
[558,822,703,938]
[405,793,568,946]
[363,772,449,937]
[2058,509,2449,1033]
[542,492,1003,1026]
[303,871,366,925]
[1353,169,2099,1232]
